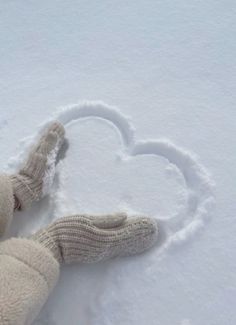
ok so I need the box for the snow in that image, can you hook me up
[42,140,61,197]
[0,0,236,324]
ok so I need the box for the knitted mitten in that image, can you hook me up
[32,213,158,264]
[0,175,15,236]
[0,214,157,324]
[10,122,65,210]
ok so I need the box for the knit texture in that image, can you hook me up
[10,121,65,210]
[0,238,59,325]
[32,213,158,264]
[0,175,14,237]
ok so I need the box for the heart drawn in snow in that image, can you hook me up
[8,102,215,256]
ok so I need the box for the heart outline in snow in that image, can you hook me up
[54,101,215,254]
[7,101,215,255]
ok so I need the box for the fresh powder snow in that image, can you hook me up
[0,1,235,325]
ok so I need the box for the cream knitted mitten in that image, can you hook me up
[32,213,158,264]
[0,214,157,324]
[10,122,65,210]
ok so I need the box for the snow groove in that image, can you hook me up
[54,101,135,147]
[52,101,215,253]
[7,101,215,254]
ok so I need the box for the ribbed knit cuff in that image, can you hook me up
[10,174,35,210]
[31,229,62,264]
[0,174,14,237]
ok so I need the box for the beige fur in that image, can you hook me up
[0,238,59,325]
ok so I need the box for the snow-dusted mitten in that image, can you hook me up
[32,212,158,264]
[0,175,15,237]
[10,121,65,210]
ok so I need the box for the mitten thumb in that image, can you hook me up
[89,212,127,229]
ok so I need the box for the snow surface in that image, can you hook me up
[0,1,236,324]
